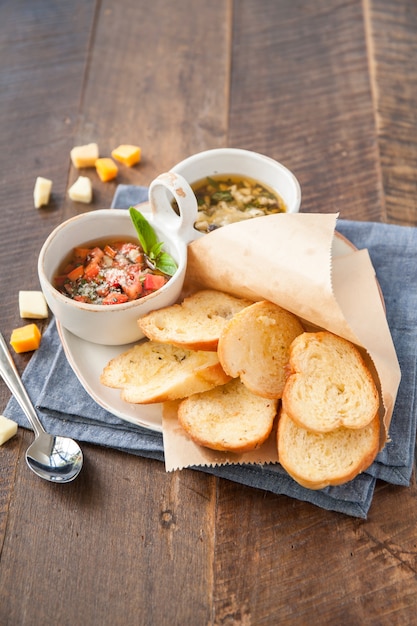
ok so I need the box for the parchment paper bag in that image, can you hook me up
[162,213,401,471]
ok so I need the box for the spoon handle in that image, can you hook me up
[0,332,45,438]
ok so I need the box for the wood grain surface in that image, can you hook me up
[1,1,417,625]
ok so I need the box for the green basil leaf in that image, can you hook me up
[129,206,178,278]
[149,241,164,260]
[156,252,178,276]
[129,207,158,254]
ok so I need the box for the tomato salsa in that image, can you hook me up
[54,239,170,305]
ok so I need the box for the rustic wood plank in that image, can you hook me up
[64,0,233,212]
[229,0,385,222]
[0,433,21,557]
[365,0,417,226]
[0,0,96,369]
[0,440,216,625]
[211,1,417,624]
[213,478,417,625]
[0,0,232,624]
[0,0,97,587]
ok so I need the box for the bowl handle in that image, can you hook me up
[148,172,201,244]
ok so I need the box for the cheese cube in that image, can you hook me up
[10,324,42,353]
[34,177,52,208]
[95,157,118,182]
[111,145,141,167]
[68,176,93,203]
[70,142,99,169]
[19,291,48,319]
[0,415,18,445]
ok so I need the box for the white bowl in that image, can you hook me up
[38,175,198,345]
[170,148,301,214]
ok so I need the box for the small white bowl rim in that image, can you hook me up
[171,147,301,212]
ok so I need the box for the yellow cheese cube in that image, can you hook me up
[34,176,52,208]
[0,415,18,445]
[111,144,141,167]
[95,157,118,182]
[19,291,48,319]
[70,142,99,169]
[68,176,93,203]
[10,324,42,353]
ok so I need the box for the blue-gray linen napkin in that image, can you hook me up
[4,185,416,519]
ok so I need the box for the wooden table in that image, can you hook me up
[1,1,417,624]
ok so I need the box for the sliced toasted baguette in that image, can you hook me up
[282,331,379,432]
[218,300,304,399]
[277,409,380,489]
[138,289,254,351]
[100,340,231,404]
[178,378,278,453]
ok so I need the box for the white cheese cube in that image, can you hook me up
[70,142,99,168]
[68,176,93,203]
[33,176,52,208]
[0,415,18,445]
[19,291,48,319]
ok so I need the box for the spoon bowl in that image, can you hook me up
[0,332,83,483]
[26,432,83,483]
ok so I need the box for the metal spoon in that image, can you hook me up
[0,332,83,483]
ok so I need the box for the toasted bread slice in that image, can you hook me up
[138,289,253,351]
[178,378,278,453]
[100,340,231,404]
[277,409,380,489]
[282,331,379,432]
[218,300,304,399]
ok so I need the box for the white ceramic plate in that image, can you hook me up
[57,322,164,432]
[57,233,355,433]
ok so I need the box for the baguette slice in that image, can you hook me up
[282,331,379,432]
[178,378,278,453]
[138,289,253,351]
[218,300,304,398]
[277,409,380,490]
[100,340,231,404]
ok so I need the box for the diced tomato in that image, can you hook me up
[143,274,166,292]
[88,247,104,263]
[96,284,110,297]
[84,261,100,280]
[102,292,129,305]
[119,243,138,255]
[55,239,171,305]
[104,267,124,289]
[73,247,91,262]
[126,264,142,280]
[122,278,142,300]
[67,265,84,282]
[103,244,117,259]
[113,256,129,269]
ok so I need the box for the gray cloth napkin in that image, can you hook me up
[4,185,416,519]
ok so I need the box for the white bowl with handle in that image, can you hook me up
[38,173,198,345]
[170,148,301,216]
